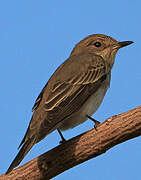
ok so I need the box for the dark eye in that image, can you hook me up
[94,42,101,47]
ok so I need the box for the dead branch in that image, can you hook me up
[1,105,141,180]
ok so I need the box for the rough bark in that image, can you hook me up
[1,106,141,180]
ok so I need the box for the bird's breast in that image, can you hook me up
[83,84,107,117]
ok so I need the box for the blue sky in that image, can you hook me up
[0,1,141,179]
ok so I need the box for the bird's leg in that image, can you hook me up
[57,129,66,144]
[86,115,100,130]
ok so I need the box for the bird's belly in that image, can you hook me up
[60,83,109,130]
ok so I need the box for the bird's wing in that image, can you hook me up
[32,53,108,111]
[35,53,109,139]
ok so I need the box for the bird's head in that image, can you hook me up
[71,34,133,68]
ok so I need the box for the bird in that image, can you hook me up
[6,34,133,174]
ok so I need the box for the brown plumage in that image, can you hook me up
[6,34,133,174]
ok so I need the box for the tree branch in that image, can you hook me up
[1,106,141,180]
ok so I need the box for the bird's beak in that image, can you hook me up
[118,41,134,48]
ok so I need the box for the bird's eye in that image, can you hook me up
[94,42,101,47]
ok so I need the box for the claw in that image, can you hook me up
[86,115,100,130]
[59,139,66,144]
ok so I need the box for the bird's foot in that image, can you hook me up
[57,129,67,144]
[59,139,67,144]
[86,115,100,130]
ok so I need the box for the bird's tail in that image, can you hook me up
[6,138,36,174]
